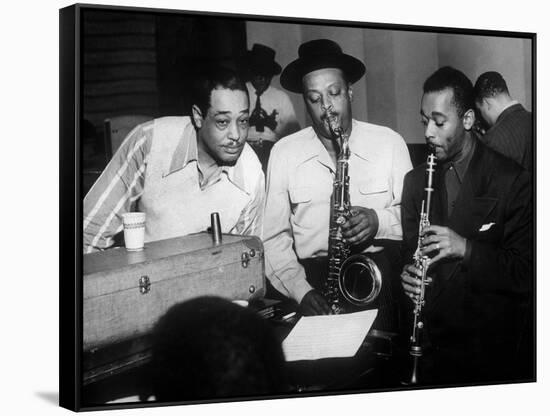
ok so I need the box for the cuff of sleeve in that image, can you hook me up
[373,208,394,240]
[290,279,314,304]
[461,239,472,270]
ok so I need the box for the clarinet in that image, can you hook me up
[407,152,436,385]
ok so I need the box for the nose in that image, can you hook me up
[321,100,333,114]
[424,119,436,140]
[227,121,240,142]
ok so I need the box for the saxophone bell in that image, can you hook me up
[339,254,383,306]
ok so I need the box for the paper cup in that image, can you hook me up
[122,212,146,251]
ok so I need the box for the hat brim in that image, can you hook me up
[280,54,365,93]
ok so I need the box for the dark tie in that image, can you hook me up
[444,163,460,216]
[252,92,265,132]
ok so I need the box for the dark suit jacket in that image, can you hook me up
[482,103,532,171]
[401,140,533,383]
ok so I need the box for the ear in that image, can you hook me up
[462,108,475,131]
[348,86,353,102]
[191,105,203,129]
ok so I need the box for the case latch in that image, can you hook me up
[139,275,151,294]
[241,251,250,268]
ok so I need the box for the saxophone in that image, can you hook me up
[406,152,436,384]
[324,116,382,314]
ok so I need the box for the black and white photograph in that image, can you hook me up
[58,2,539,411]
[58,2,539,410]
[4,0,544,415]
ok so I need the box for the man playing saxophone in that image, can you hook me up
[400,67,533,384]
[263,39,412,318]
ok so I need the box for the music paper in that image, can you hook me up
[282,309,378,361]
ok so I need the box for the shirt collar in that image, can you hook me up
[247,82,272,97]
[445,136,476,183]
[165,121,249,194]
[296,119,375,168]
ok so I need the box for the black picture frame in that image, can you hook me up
[60,3,536,412]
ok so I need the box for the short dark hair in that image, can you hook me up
[474,71,510,103]
[191,66,248,116]
[151,296,286,401]
[423,66,474,117]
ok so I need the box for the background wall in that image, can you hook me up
[246,22,532,144]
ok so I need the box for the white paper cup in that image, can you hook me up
[122,212,146,251]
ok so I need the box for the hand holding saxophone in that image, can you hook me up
[299,289,332,316]
[340,206,379,245]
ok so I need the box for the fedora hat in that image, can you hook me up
[243,43,282,76]
[280,39,366,93]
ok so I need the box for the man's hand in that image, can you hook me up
[341,206,379,246]
[299,290,332,316]
[400,264,432,303]
[421,225,467,266]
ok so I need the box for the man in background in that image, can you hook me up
[474,71,532,171]
[241,43,300,171]
[83,67,264,253]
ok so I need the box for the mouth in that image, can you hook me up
[222,144,243,155]
[427,142,440,152]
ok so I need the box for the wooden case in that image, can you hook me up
[83,233,265,352]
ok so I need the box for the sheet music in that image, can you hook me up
[282,309,378,361]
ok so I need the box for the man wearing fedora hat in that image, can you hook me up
[241,43,300,171]
[263,39,412,317]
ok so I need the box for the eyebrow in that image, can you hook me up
[420,110,447,118]
[212,109,249,116]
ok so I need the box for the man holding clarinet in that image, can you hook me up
[400,66,533,384]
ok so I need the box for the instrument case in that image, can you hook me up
[82,233,264,386]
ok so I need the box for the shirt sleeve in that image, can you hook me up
[83,124,152,253]
[262,147,313,303]
[373,132,413,240]
[233,169,265,238]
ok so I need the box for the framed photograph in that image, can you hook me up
[60,2,535,411]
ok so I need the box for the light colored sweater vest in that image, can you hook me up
[137,117,254,242]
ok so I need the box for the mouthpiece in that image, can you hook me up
[327,116,343,137]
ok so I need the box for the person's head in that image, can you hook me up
[421,66,475,162]
[242,44,282,95]
[474,71,511,127]
[151,296,286,401]
[191,67,250,166]
[280,39,365,140]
